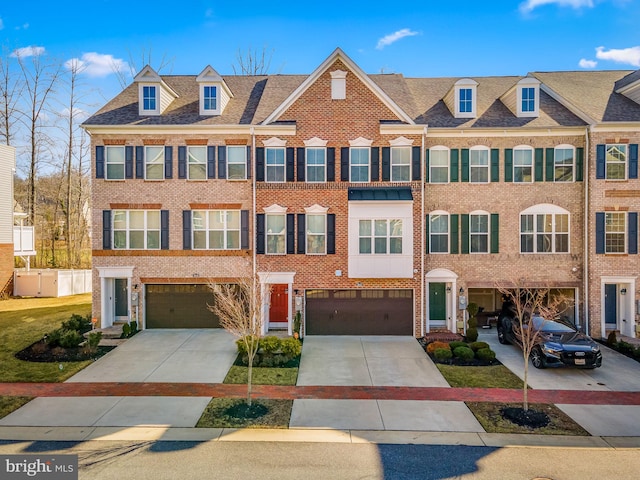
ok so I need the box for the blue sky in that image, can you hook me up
[1,0,640,105]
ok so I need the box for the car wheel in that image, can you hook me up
[497,326,509,345]
[530,347,546,369]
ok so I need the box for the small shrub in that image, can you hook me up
[453,346,475,361]
[633,347,640,359]
[58,330,84,349]
[448,341,467,351]
[468,341,490,352]
[236,335,260,355]
[476,347,496,362]
[45,329,63,347]
[87,332,102,349]
[62,314,92,333]
[426,341,451,354]
[129,321,138,335]
[280,337,302,357]
[617,341,634,355]
[467,317,478,329]
[465,327,479,343]
[121,323,130,338]
[467,303,479,318]
[260,336,281,354]
[433,348,453,362]
[606,330,617,346]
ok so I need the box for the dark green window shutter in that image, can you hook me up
[178,146,187,179]
[534,148,544,182]
[545,148,555,182]
[424,149,430,182]
[286,147,295,182]
[125,146,133,179]
[327,147,335,181]
[490,214,499,253]
[371,147,380,181]
[630,144,638,179]
[241,210,249,250]
[164,146,173,179]
[629,212,638,255]
[425,215,430,253]
[450,149,459,182]
[596,144,605,179]
[450,214,459,254]
[217,146,226,179]
[327,214,336,254]
[461,214,469,254]
[96,146,105,179]
[412,146,421,181]
[382,147,391,181]
[296,148,305,182]
[595,212,605,254]
[297,214,306,254]
[246,146,252,180]
[182,210,191,250]
[207,146,216,179]
[490,149,499,182]
[461,149,470,182]
[286,213,295,254]
[102,210,111,249]
[160,210,169,249]
[504,149,513,182]
[340,147,349,181]
[256,214,265,254]
[576,147,584,182]
[135,146,144,178]
[256,147,265,182]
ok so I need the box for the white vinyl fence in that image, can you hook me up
[13,269,92,297]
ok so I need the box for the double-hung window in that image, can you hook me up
[513,146,533,183]
[391,147,411,182]
[227,146,247,180]
[358,219,402,254]
[187,146,206,180]
[470,147,489,183]
[145,146,164,180]
[192,210,240,250]
[306,214,326,254]
[429,147,449,183]
[554,146,574,182]
[521,87,535,113]
[105,146,125,180]
[520,209,569,253]
[459,88,473,113]
[113,210,160,250]
[142,86,156,111]
[470,214,489,253]
[429,213,449,253]
[266,147,285,182]
[606,144,627,180]
[266,214,286,254]
[350,147,370,182]
[306,147,326,182]
[203,86,217,111]
[605,212,626,254]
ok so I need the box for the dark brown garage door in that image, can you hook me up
[305,289,413,335]
[146,284,220,328]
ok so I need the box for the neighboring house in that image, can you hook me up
[82,48,640,339]
[0,145,16,295]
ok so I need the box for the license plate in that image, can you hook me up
[575,358,586,365]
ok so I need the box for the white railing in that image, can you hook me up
[13,225,36,255]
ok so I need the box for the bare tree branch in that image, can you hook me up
[232,46,274,76]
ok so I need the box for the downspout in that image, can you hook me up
[583,126,590,335]
[421,126,427,336]
[251,127,256,279]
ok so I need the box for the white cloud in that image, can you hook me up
[595,45,640,67]
[376,28,419,50]
[65,52,129,78]
[60,107,90,121]
[520,0,594,13]
[579,58,598,68]
[10,46,45,58]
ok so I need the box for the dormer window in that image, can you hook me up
[203,86,217,111]
[143,86,157,111]
[197,65,233,116]
[517,78,540,117]
[453,79,477,118]
[134,66,178,116]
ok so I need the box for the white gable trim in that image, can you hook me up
[263,137,287,147]
[264,204,288,214]
[197,65,224,83]
[349,136,373,147]
[304,204,329,214]
[262,48,415,125]
[304,136,328,147]
[389,136,414,146]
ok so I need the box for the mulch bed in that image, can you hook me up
[15,339,115,363]
[501,406,550,428]
[417,337,501,367]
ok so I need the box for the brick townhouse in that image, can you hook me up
[82,48,640,340]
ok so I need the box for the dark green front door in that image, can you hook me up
[429,283,446,322]
[114,278,128,320]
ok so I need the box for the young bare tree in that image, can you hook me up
[496,282,572,412]
[0,46,23,145]
[208,277,270,406]
[112,47,175,89]
[231,46,274,75]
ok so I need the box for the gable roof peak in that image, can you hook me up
[134,65,161,83]
[196,65,224,83]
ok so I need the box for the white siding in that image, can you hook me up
[0,145,15,244]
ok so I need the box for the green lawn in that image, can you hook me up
[196,398,293,428]
[0,294,92,382]
[223,365,298,385]
[436,363,525,389]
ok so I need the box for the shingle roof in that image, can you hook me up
[83,67,640,128]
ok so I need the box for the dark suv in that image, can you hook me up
[497,312,602,369]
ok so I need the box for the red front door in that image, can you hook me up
[269,284,289,326]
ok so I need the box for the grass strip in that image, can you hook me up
[197,398,293,428]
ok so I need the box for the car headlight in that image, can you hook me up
[542,344,563,355]
[591,345,600,353]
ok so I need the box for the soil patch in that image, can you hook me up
[225,402,268,419]
[501,406,550,428]
[15,339,115,363]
